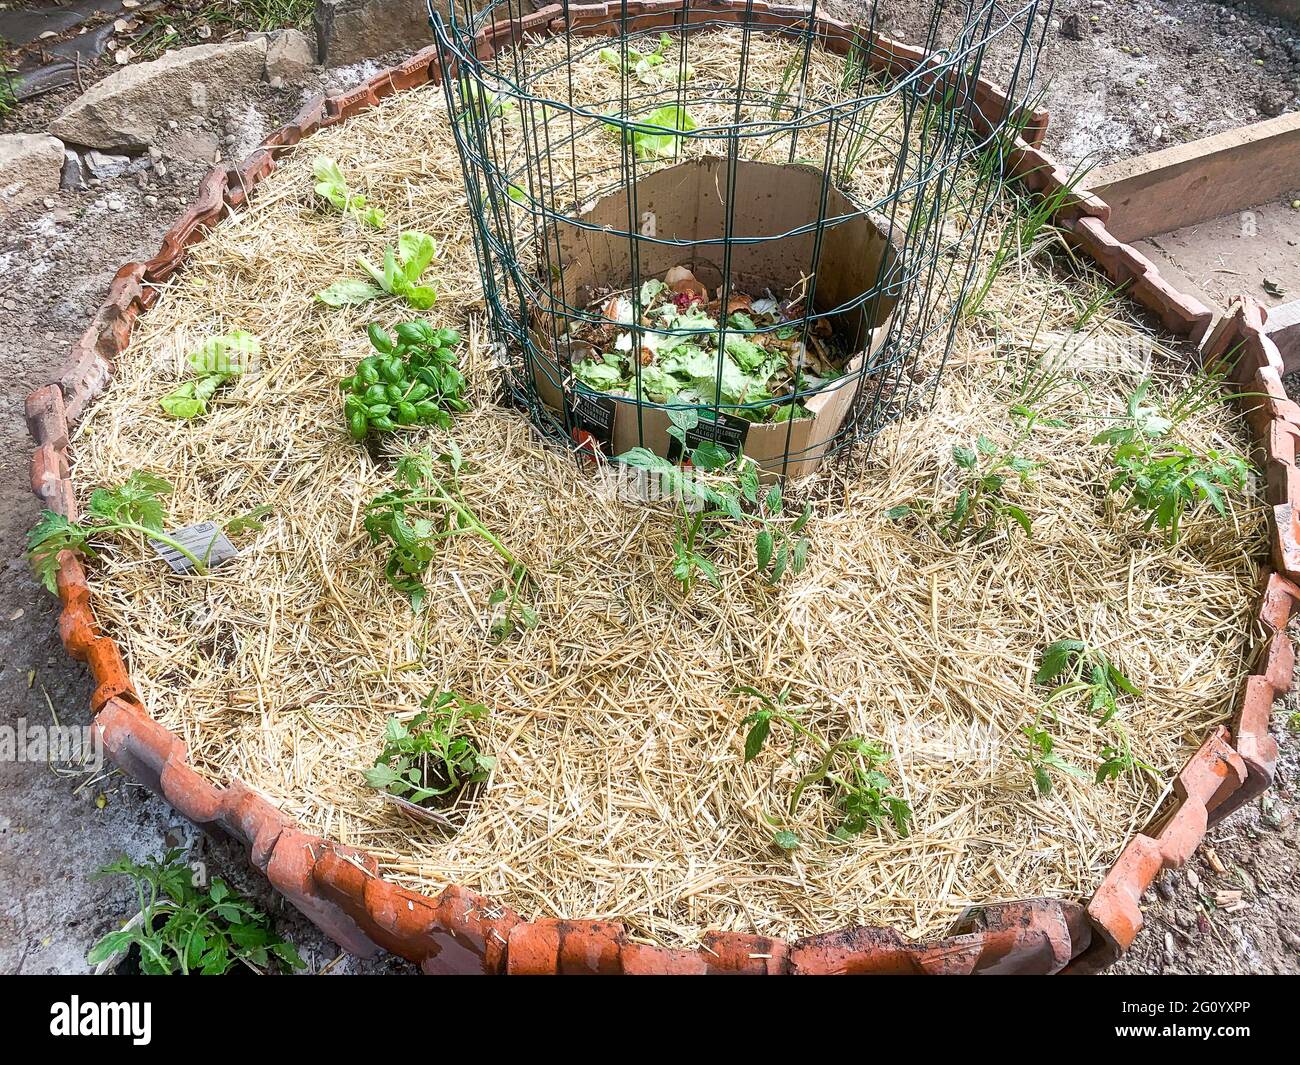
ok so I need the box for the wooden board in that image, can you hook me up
[1083,112,1300,243]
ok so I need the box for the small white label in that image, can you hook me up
[150,521,237,573]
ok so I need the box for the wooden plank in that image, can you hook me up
[1083,112,1300,242]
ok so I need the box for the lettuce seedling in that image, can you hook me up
[312,156,385,228]
[318,232,438,309]
[622,105,697,159]
[159,330,259,419]
[598,33,692,85]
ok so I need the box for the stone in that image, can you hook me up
[60,149,86,191]
[314,0,443,67]
[50,38,270,152]
[0,133,65,218]
[262,28,315,83]
[84,149,132,178]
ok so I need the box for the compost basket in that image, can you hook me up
[433,0,1053,477]
[24,1,1300,974]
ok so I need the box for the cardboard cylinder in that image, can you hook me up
[527,156,901,478]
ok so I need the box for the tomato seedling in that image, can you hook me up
[27,473,270,588]
[617,410,811,595]
[1036,638,1141,725]
[738,685,911,851]
[1093,376,1252,544]
[364,444,535,631]
[87,849,303,975]
[365,691,496,807]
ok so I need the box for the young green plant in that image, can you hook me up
[26,472,268,587]
[318,231,438,309]
[1019,719,1089,799]
[599,33,691,85]
[1093,376,1252,544]
[739,685,911,851]
[617,411,810,594]
[159,329,259,419]
[1036,638,1142,724]
[365,691,495,807]
[341,320,466,438]
[1095,730,1158,785]
[364,443,537,634]
[312,156,385,228]
[87,849,304,975]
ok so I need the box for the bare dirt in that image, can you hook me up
[1,0,1298,975]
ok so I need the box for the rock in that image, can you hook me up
[84,150,133,179]
[1061,12,1085,40]
[262,28,315,83]
[1259,88,1288,117]
[0,133,65,218]
[155,130,220,165]
[60,149,86,191]
[50,39,270,152]
[314,0,442,67]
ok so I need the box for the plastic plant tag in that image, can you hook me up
[149,521,237,573]
[666,410,750,462]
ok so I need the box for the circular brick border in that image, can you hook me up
[25,1,1300,974]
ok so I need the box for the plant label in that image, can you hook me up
[666,410,750,462]
[149,521,237,572]
[567,387,617,453]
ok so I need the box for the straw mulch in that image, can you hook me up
[69,29,1266,946]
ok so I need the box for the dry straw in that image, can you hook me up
[70,30,1265,946]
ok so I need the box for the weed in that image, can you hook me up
[87,849,304,975]
[963,159,1093,321]
[0,63,15,120]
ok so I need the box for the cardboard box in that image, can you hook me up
[529,156,900,478]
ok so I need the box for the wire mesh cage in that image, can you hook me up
[432,0,1053,477]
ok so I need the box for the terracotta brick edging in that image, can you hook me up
[24,2,1296,974]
